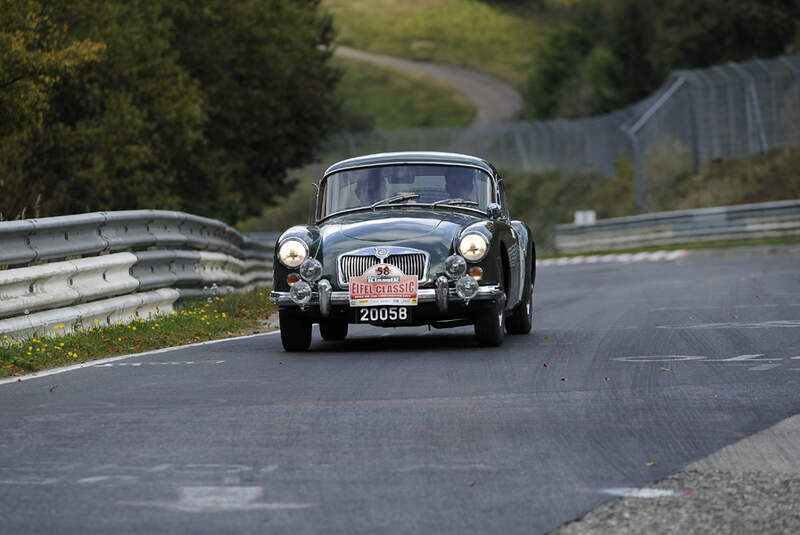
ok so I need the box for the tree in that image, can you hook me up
[166,0,340,223]
[0,0,340,223]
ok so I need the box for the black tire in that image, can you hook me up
[474,301,505,347]
[319,319,348,341]
[506,283,533,335]
[279,309,312,352]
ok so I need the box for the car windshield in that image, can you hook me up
[319,164,494,218]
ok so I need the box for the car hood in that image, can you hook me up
[316,209,484,286]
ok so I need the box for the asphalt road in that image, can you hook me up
[1,247,799,534]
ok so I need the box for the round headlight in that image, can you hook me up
[458,233,488,262]
[278,239,308,268]
[444,255,467,279]
[299,258,323,282]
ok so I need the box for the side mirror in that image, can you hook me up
[487,203,502,219]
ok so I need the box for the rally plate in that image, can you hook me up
[349,263,418,307]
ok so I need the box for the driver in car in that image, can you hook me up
[445,167,475,201]
[354,171,387,205]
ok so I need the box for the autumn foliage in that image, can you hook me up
[0,0,339,224]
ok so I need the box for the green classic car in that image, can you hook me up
[270,152,535,351]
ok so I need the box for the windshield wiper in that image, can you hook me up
[370,192,421,209]
[431,198,479,208]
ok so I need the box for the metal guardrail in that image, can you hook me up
[554,199,800,253]
[0,210,274,340]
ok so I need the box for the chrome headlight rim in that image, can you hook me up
[458,232,489,262]
[278,238,309,268]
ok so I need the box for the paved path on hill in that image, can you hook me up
[335,46,524,127]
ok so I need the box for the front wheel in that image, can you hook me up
[474,302,505,347]
[279,309,312,352]
[506,284,533,335]
[319,319,348,341]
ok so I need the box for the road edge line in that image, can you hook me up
[0,330,281,386]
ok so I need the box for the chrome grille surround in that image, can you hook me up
[337,246,429,286]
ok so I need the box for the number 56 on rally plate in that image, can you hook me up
[349,263,418,307]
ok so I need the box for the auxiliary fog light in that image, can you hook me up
[455,275,479,300]
[299,258,323,282]
[290,280,312,306]
[287,273,300,286]
[468,266,483,280]
[444,255,467,279]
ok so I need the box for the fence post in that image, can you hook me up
[779,56,800,146]
[695,70,720,159]
[728,61,768,153]
[755,59,778,148]
[713,66,737,156]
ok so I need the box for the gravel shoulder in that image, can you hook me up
[554,415,800,534]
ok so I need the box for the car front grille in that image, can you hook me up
[339,253,427,282]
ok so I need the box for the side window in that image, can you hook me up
[497,177,510,219]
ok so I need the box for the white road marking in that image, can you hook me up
[0,477,61,485]
[537,250,690,268]
[708,354,766,361]
[122,486,317,513]
[78,475,138,484]
[95,360,225,368]
[748,363,782,371]
[392,464,493,472]
[657,320,800,330]
[614,354,785,370]
[0,330,281,386]
[613,355,707,363]
[598,487,688,498]
[651,304,796,311]
[649,305,721,311]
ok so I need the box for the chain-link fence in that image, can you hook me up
[320,55,800,209]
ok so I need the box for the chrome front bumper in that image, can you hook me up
[270,284,503,313]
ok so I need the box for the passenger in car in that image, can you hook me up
[354,169,387,204]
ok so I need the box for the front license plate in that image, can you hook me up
[356,306,411,324]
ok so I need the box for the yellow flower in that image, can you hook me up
[131,326,136,331]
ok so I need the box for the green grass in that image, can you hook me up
[324,0,545,90]
[0,289,276,378]
[335,57,476,129]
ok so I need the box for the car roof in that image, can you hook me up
[323,151,497,177]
